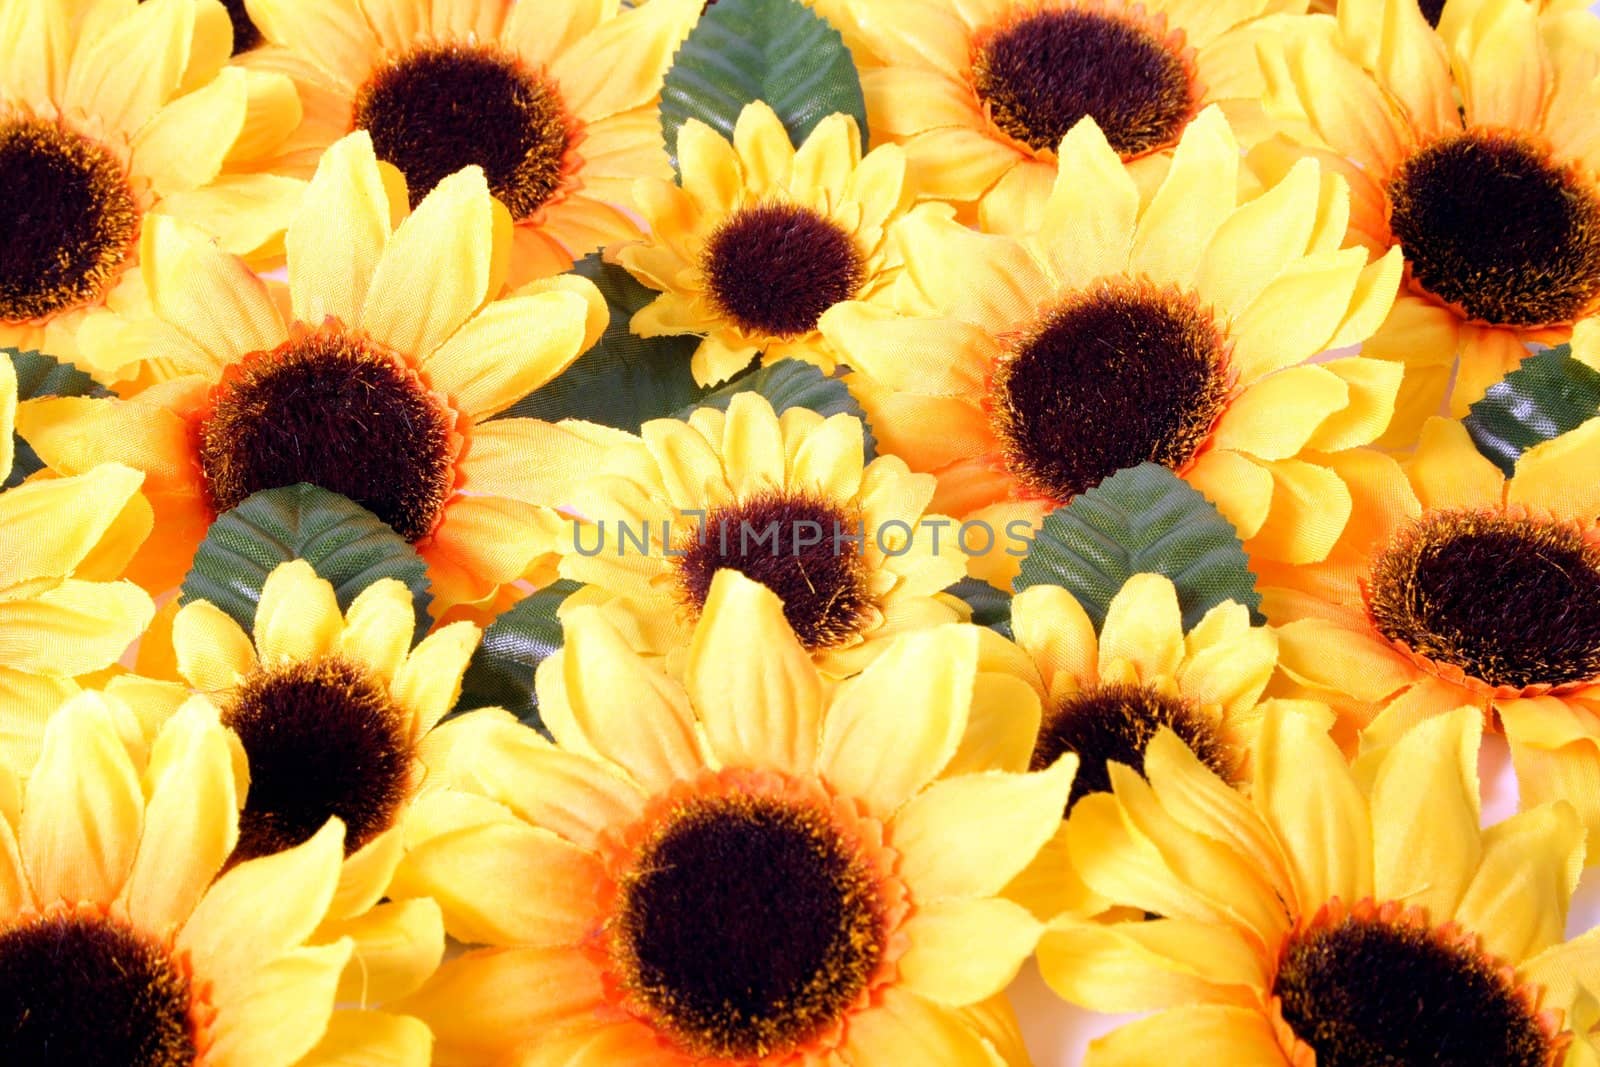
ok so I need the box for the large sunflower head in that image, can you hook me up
[0,0,304,360]
[0,689,431,1064]
[555,391,970,678]
[616,101,924,385]
[822,106,1405,587]
[1255,0,1600,440]
[16,130,611,609]
[847,0,1310,226]
[387,568,1073,1065]
[1038,705,1598,1066]
[238,0,702,285]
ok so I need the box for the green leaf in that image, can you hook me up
[1014,463,1263,631]
[676,359,877,458]
[453,579,581,733]
[496,254,706,431]
[180,483,432,640]
[944,576,1013,638]
[660,0,868,173]
[4,347,110,488]
[1463,343,1600,477]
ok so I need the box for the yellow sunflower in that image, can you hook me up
[16,130,612,609]
[1255,0,1600,442]
[1038,705,1600,1066]
[846,0,1312,225]
[239,0,701,286]
[616,102,928,385]
[555,392,970,679]
[387,568,1075,1066]
[0,690,432,1064]
[821,107,1404,587]
[0,0,303,361]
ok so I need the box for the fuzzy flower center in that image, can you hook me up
[702,202,866,338]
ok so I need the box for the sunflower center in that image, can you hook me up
[0,913,197,1066]
[1419,0,1446,26]
[1032,682,1232,813]
[222,656,413,863]
[1272,905,1557,1066]
[0,117,139,324]
[1366,510,1600,690]
[991,283,1229,503]
[702,202,866,338]
[674,492,874,651]
[612,793,885,1060]
[971,8,1196,157]
[197,328,457,542]
[1387,130,1600,326]
[352,42,572,218]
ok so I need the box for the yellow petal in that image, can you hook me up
[1035,117,1138,286]
[1302,356,1403,453]
[249,0,380,86]
[896,212,1051,332]
[1130,107,1239,287]
[131,65,247,195]
[0,353,13,478]
[0,578,152,676]
[897,897,1042,1006]
[1211,365,1350,460]
[391,621,480,739]
[64,0,193,136]
[253,560,342,665]
[1038,917,1265,1014]
[289,132,394,326]
[1274,617,1414,703]
[1508,418,1600,522]
[337,579,416,684]
[1010,585,1098,695]
[0,462,149,587]
[676,118,743,215]
[422,289,592,419]
[142,215,285,365]
[1085,1005,1284,1066]
[945,671,1043,777]
[1244,457,1352,565]
[816,302,991,395]
[1227,247,1368,381]
[322,897,445,1006]
[1194,157,1324,319]
[1455,802,1583,964]
[299,1010,432,1067]
[173,599,259,693]
[205,941,351,1067]
[1406,416,1505,511]
[793,113,862,195]
[1097,574,1185,681]
[549,0,701,120]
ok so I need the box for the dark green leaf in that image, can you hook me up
[453,579,581,733]
[1014,463,1263,631]
[4,347,110,488]
[944,576,1012,637]
[660,0,868,173]
[676,359,877,458]
[1464,343,1600,477]
[180,483,431,640]
[496,254,706,431]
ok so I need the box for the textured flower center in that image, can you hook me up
[1366,510,1600,690]
[971,8,1196,157]
[197,328,458,542]
[990,283,1230,503]
[702,202,865,338]
[1419,0,1446,25]
[353,42,573,217]
[0,117,139,323]
[1387,131,1600,327]
[612,794,885,1059]
[1272,905,1559,1067]
[0,914,197,1067]
[222,656,414,862]
[1032,682,1232,813]
[675,491,873,650]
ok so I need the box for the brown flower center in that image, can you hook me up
[611,793,885,1060]
[1419,0,1446,26]
[197,328,458,542]
[991,282,1230,503]
[702,202,866,338]
[353,42,573,218]
[1365,510,1600,690]
[222,656,414,863]
[0,913,197,1066]
[0,117,139,323]
[1387,130,1600,327]
[972,7,1196,158]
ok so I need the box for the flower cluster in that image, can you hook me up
[4,0,1600,1063]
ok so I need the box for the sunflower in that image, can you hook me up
[846,0,1313,226]
[615,102,927,385]
[16,130,612,609]
[0,0,303,362]
[554,392,970,679]
[1255,0,1600,443]
[386,568,1074,1066]
[821,107,1404,587]
[0,689,432,1064]
[1037,705,1600,1066]
[238,0,701,286]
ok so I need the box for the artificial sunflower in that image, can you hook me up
[0,0,303,361]
[16,131,612,609]
[616,102,926,385]
[846,0,1311,225]
[555,392,970,678]
[1255,0,1600,442]
[0,690,432,1064]
[1038,705,1600,1066]
[821,107,1404,587]
[240,0,701,285]
[388,568,1075,1066]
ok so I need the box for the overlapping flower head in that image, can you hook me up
[0,0,302,362]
